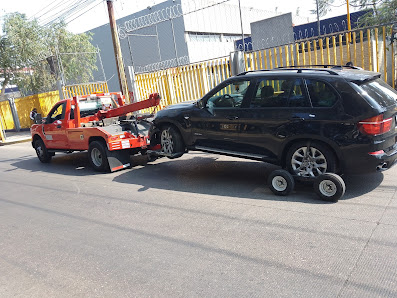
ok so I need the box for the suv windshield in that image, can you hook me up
[357,79,397,108]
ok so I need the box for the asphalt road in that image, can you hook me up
[0,142,396,297]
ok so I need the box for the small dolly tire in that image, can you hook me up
[268,169,295,196]
[313,173,345,202]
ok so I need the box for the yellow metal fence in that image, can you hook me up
[0,82,109,138]
[1,24,396,141]
[135,24,397,107]
[62,81,109,99]
[243,25,395,88]
[135,57,231,109]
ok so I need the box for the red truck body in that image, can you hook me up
[31,92,160,172]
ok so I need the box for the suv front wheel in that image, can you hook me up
[286,141,336,178]
[160,125,185,159]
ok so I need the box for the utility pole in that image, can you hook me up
[316,0,321,37]
[238,0,245,53]
[347,0,352,42]
[107,0,130,102]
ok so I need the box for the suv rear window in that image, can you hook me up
[306,79,338,107]
[358,79,397,108]
[251,78,309,108]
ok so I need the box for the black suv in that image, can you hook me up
[149,67,397,178]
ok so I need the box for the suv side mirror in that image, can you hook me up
[197,99,205,109]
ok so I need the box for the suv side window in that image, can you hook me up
[206,79,250,112]
[306,79,338,107]
[250,78,309,108]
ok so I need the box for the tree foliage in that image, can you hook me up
[0,13,97,97]
[311,0,336,17]
[353,0,397,26]
[313,0,397,26]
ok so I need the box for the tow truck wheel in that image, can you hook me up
[313,173,345,202]
[160,126,185,159]
[88,141,110,172]
[34,138,52,163]
[268,169,295,196]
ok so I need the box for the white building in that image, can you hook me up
[89,0,300,91]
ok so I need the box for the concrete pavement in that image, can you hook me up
[0,142,396,297]
[0,129,31,145]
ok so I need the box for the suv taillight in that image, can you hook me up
[358,115,393,136]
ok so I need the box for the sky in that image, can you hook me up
[0,0,355,34]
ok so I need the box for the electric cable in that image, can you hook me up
[64,0,104,26]
[40,0,99,26]
[30,0,71,20]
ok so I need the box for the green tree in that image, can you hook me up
[0,13,97,97]
[353,0,397,26]
[311,0,336,17]
[0,13,44,96]
[313,0,397,26]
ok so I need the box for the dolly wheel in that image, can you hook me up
[313,173,345,202]
[268,169,295,196]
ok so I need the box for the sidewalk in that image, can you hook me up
[0,129,32,146]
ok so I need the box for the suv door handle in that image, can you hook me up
[226,115,239,120]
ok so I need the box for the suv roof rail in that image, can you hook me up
[236,67,339,76]
[275,67,339,75]
[280,64,363,70]
[236,69,272,76]
[236,64,363,76]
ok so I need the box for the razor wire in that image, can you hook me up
[234,32,297,51]
[135,56,189,73]
[119,0,237,39]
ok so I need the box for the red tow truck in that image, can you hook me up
[31,92,160,172]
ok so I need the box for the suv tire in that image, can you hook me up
[34,138,52,163]
[160,126,185,159]
[286,141,336,178]
[88,140,110,172]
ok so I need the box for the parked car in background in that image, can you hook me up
[149,66,397,179]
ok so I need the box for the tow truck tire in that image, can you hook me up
[268,169,295,196]
[313,173,345,202]
[34,138,52,163]
[88,141,110,172]
[160,125,185,159]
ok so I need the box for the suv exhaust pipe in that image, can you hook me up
[376,162,388,171]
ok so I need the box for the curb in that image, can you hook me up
[0,137,32,146]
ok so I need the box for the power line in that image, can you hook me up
[30,0,70,20]
[51,0,97,25]
[65,0,105,26]
[37,0,82,25]
[40,0,100,27]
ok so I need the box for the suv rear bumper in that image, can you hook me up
[371,148,397,171]
[342,146,397,174]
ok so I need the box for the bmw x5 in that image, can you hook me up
[149,67,397,178]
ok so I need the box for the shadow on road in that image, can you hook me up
[11,151,384,203]
[114,152,384,203]
[10,152,99,177]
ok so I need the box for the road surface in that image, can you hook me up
[0,142,396,297]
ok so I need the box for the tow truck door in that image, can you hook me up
[43,102,69,149]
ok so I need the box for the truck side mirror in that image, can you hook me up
[34,113,42,124]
